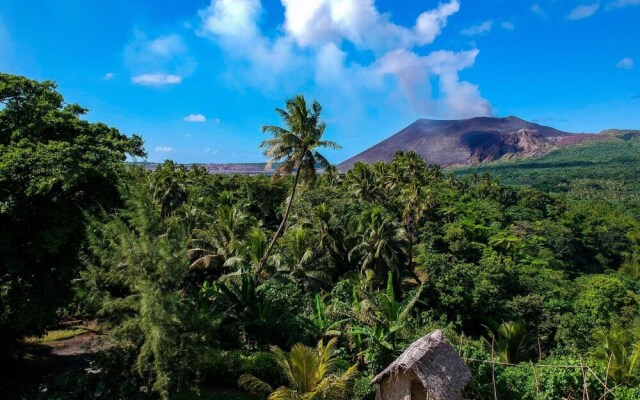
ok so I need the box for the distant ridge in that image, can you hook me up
[337,116,604,171]
[137,162,273,175]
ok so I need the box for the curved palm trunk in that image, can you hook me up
[256,166,302,276]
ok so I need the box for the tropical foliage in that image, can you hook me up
[3,74,640,400]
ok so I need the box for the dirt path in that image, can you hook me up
[0,326,107,399]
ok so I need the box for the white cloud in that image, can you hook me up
[531,4,546,17]
[126,32,187,62]
[501,21,515,30]
[155,146,174,154]
[132,73,182,86]
[199,0,261,39]
[617,57,634,69]
[413,0,461,46]
[198,0,491,119]
[461,21,493,36]
[125,32,195,83]
[102,72,114,80]
[568,4,600,20]
[184,113,207,122]
[146,34,187,58]
[279,0,459,51]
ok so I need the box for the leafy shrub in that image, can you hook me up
[460,343,501,400]
[199,349,283,389]
[351,375,376,400]
[37,348,150,400]
[614,386,640,400]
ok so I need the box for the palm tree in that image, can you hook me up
[188,191,256,273]
[277,224,330,291]
[345,162,382,203]
[591,329,640,386]
[151,161,189,218]
[322,165,341,187]
[351,272,423,364]
[389,151,427,188]
[224,228,269,275]
[257,95,341,276]
[312,203,347,269]
[484,321,531,364]
[238,338,358,400]
[348,207,407,286]
[400,184,435,273]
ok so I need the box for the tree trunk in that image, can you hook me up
[256,165,302,276]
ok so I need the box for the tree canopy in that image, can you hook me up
[0,73,144,358]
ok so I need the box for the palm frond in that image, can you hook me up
[238,374,274,396]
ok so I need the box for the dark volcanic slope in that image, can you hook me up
[338,116,596,171]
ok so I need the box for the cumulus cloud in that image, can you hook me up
[461,21,493,36]
[126,32,187,63]
[184,113,207,122]
[155,146,174,154]
[102,72,114,80]
[146,34,187,58]
[501,21,515,30]
[125,31,195,86]
[198,0,491,119]
[617,57,634,69]
[568,4,600,20]
[132,73,182,86]
[531,4,547,17]
[279,0,459,51]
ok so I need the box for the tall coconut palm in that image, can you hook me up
[238,337,358,400]
[188,191,256,274]
[322,165,341,187]
[345,162,382,203]
[400,184,435,273]
[348,207,407,286]
[257,95,341,276]
[277,224,330,292]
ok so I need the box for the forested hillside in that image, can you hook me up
[2,74,640,399]
[453,136,640,202]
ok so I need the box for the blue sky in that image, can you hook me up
[0,0,638,163]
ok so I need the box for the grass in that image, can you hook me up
[25,328,88,343]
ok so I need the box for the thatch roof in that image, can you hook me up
[372,330,471,400]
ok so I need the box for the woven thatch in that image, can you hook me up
[372,330,471,400]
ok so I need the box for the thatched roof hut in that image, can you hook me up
[372,330,471,400]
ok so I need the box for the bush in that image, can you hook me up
[350,375,375,400]
[460,343,501,400]
[199,349,283,389]
[37,348,150,400]
[613,386,640,400]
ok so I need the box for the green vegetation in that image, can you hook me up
[2,74,640,399]
[0,73,144,360]
[452,137,640,201]
[238,338,357,399]
[25,328,88,344]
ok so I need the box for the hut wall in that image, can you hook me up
[379,374,412,400]
[411,380,427,400]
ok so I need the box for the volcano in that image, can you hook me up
[337,116,604,171]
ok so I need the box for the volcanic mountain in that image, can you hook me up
[337,116,604,171]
